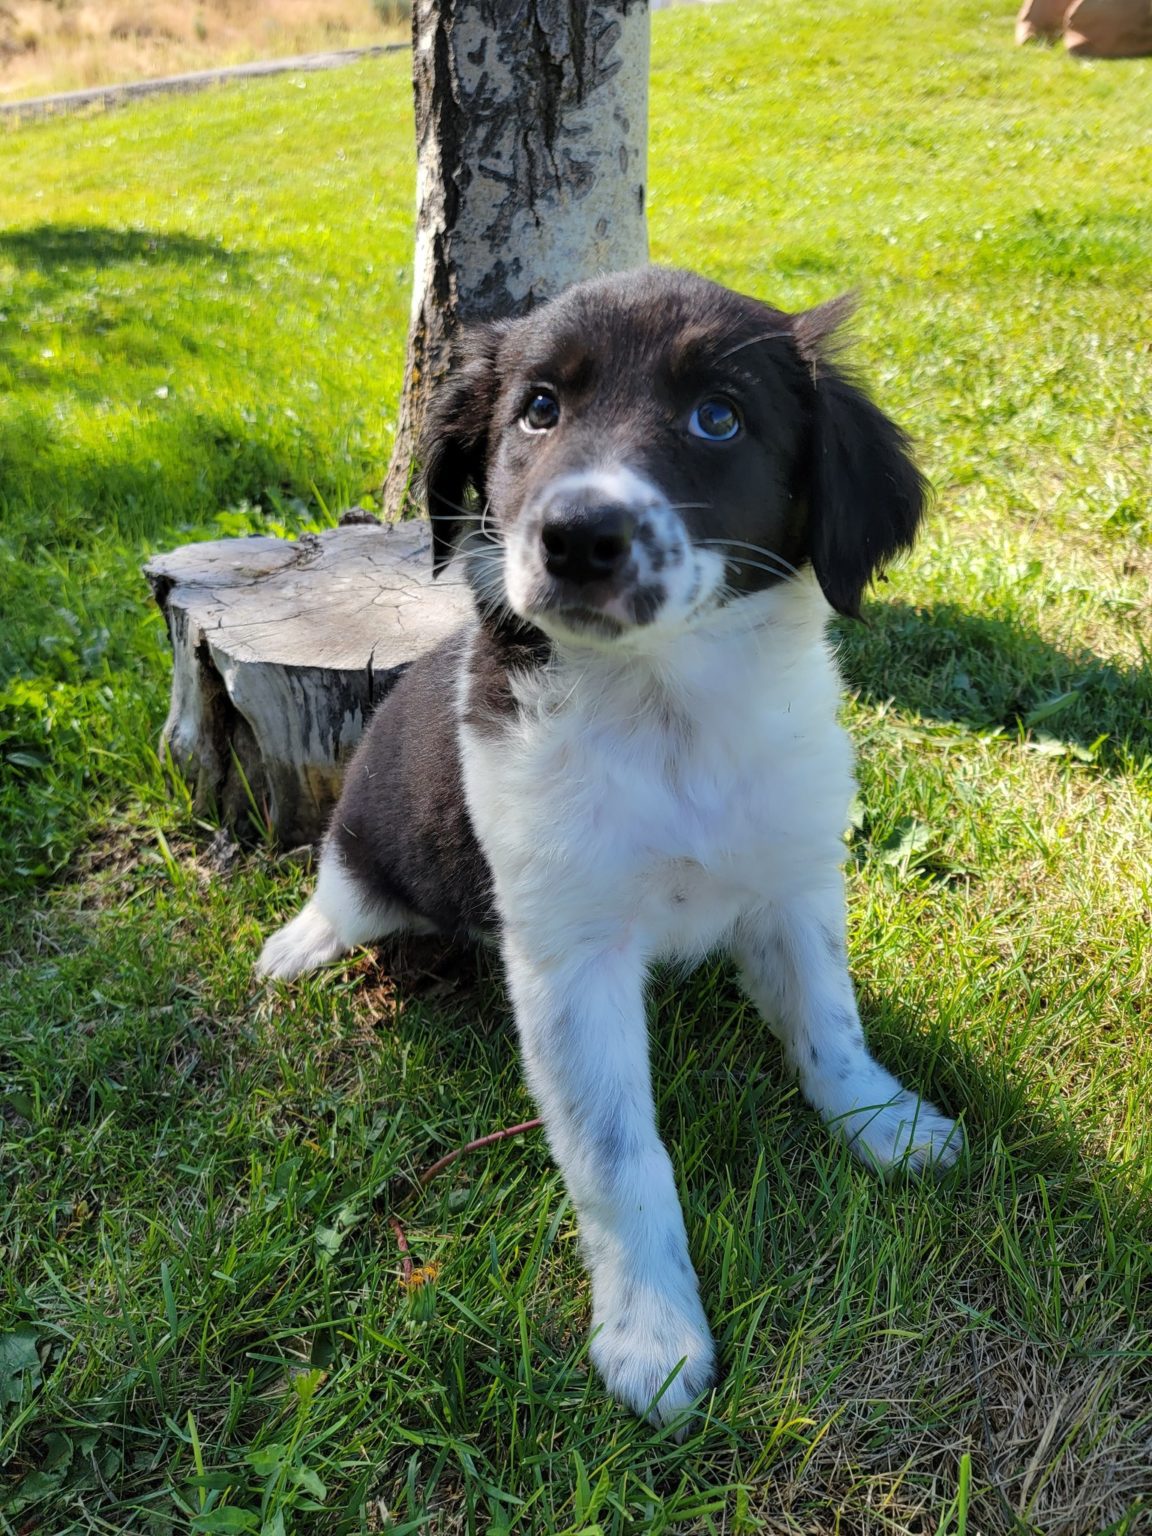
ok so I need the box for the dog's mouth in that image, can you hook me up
[543,600,630,641]
[513,559,726,647]
[524,570,684,640]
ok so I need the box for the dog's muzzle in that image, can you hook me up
[504,465,705,641]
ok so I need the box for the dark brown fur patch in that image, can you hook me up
[462,620,554,736]
[330,630,497,936]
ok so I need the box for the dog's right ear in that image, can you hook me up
[419,322,506,576]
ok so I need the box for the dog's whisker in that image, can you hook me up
[697,538,802,578]
[450,530,504,551]
[428,496,506,550]
[720,556,800,584]
[427,485,473,510]
[703,540,804,571]
[428,490,486,518]
[456,532,504,557]
[715,329,790,361]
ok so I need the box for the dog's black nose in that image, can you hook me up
[540,506,636,584]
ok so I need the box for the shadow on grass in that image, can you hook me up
[0,223,247,272]
[853,980,1148,1198]
[665,956,1148,1194]
[0,222,251,392]
[837,598,1152,771]
[0,219,253,389]
[0,236,314,549]
[0,406,304,507]
[357,931,1149,1207]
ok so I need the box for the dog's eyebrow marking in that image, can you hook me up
[526,342,594,392]
[665,324,793,393]
[666,326,731,379]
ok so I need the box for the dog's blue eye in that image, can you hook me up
[689,398,741,441]
[522,392,560,432]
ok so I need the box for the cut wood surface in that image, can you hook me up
[145,519,473,846]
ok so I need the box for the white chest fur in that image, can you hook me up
[459,579,857,963]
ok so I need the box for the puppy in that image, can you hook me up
[259,267,962,1430]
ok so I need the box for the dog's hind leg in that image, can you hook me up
[732,895,963,1175]
[256,846,415,981]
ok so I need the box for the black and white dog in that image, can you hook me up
[259,267,962,1429]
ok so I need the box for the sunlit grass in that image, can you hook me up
[1,3,1150,1531]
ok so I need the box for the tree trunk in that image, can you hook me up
[382,0,650,519]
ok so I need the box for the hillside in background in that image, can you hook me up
[0,0,408,100]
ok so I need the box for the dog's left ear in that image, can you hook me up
[419,321,507,576]
[792,296,928,618]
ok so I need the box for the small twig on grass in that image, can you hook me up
[390,1116,543,1287]
[417,1117,544,1188]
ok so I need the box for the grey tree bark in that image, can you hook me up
[382,0,650,519]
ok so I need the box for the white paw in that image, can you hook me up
[590,1281,717,1436]
[256,901,348,981]
[846,1089,963,1176]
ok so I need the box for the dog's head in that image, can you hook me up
[420,267,926,644]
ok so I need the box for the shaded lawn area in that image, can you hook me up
[1,2,1151,1531]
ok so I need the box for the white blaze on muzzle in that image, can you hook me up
[503,464,724,639]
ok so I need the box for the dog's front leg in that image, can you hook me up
[503,931,716,1430]
[733,895,963,1174]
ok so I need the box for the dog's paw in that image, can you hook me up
[590,1283,717,1436]
[846,1090,963,1176]
[256,902,348,981]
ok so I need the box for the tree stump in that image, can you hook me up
[144,518,473,846]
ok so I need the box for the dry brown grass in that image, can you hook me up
[766,1289,1152,1535]
[0,0,408,100]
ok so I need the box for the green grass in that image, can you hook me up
[1,3,1151,1531]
